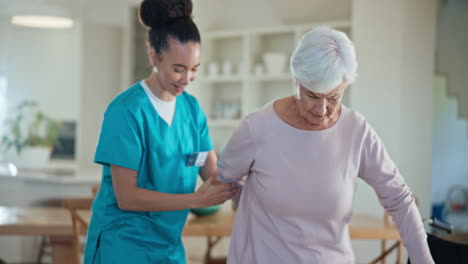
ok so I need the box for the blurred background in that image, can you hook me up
[0,0,466,263]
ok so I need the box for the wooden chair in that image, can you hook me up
[370,196,419,264]
[35,198,69,263]
[35,185,98,264]
[91,184,99,197]
[62,185,98,264]
[204,236,227,264]
[63,198,94,264]
[369,213,404,264]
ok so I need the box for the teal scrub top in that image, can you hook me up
[83,82,213,264]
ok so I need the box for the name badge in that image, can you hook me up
[186,152,208,167]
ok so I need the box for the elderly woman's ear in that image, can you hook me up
[293,78,300,99]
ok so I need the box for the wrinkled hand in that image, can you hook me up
[194,170,238,208]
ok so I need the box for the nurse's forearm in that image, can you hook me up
[199,150,218,181]
[111,165,200,211]
[119,187,201,211]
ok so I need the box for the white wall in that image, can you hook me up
[431,0,468,204]
[82,2,134,91]
[193,0,281,31]
[76,22,123,169]
[351,0,436,219]
[351,0,437,262]
[74,4,133,169]
[193,0,351,31]
[6,21,81,121]
[0,16,9,137]
[432,75,468,202]
[436,0,468,116]
[398,0,436,215]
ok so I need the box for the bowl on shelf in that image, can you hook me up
[190,205,221,217]
[263,52,287,75]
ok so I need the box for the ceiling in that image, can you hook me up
[0,0,351,29]
[192,0,351,30]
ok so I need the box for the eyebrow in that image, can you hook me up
[307,91,341,99]
[172,64,200,68]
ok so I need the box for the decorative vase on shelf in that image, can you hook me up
[208,62,219,77]
[263,52,287,75]
[0,100,60,171]
[0,158,18,176]
[222,61,233,77]
[7,146,52,170]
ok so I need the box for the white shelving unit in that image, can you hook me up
[191,21,352,153]
[208,118,242,127]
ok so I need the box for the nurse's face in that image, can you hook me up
[152,38,201,97]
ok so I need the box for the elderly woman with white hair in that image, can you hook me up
[217,26,434,263]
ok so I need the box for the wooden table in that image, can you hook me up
[0,206,403,264]
[76,209,402,263]
[75,210,401,239]
[0,206,74,264]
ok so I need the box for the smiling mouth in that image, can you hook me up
[312,114,325,119]
[174,84,185,92]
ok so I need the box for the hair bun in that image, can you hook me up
[139,0,193,28]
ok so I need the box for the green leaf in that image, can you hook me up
[0,99,61,155]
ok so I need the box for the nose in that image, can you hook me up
[180,71,196,86]
[180,72,190,85]
[314,99,327,116]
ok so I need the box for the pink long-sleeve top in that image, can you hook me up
[217,102,433,264]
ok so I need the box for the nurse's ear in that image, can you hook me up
[148,48,160,73]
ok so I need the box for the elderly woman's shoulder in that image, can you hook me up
[241,102,275,127]
[342,106,370,128]
[247,102,274,117]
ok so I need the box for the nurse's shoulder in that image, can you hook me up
[179,90,203,115]
[104,82,148,117]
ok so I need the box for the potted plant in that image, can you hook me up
[0,100,61,169]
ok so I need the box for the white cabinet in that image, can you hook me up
[191,21,351,153]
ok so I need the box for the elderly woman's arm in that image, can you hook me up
[358,124,434,264]
[217,118,256,206]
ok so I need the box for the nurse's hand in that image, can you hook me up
[193,172,238,207]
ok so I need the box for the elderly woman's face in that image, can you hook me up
[296,83,345,127]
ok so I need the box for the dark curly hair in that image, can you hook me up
[139,0,201,58]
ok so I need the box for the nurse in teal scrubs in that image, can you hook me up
[83,0,237,263]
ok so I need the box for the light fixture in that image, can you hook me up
[9,2,74,29]
[11,15,73,29]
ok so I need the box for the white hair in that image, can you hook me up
[290,26,357,95]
